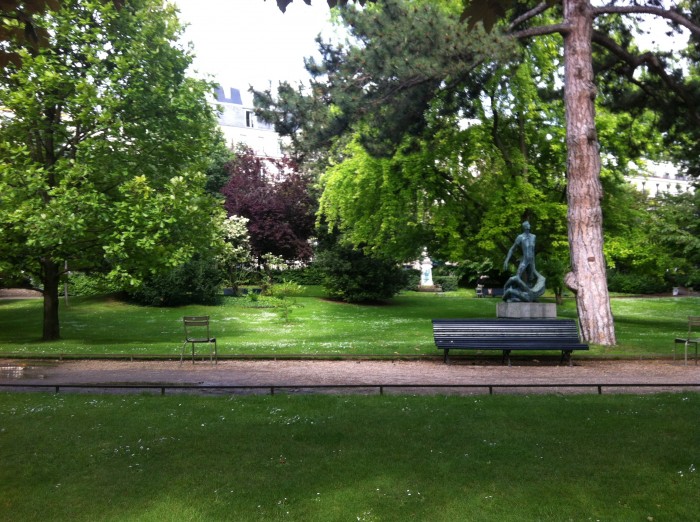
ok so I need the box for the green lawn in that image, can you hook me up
[1,392,698,521]
[0,289,697,358]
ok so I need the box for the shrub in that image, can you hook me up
[269,280,305,322]
[433,275,459,292]
[67,273,120,297]
[126,253,224,306]
[606,270,667,295]
[270,266,325,286]
[315,245,408,303]
[403,268,421,290]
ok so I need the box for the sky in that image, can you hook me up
[173,0,339,97]
[171,1,689,103]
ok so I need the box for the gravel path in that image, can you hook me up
[2,358,700,395]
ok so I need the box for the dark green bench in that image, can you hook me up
[432,318,588,365]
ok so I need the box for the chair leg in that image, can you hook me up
[180,341,187,365]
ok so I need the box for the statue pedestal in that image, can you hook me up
[497,302,556,319]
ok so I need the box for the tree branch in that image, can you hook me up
[592,5,700,38]
[510,23,570,40]
[591,30,700,124]
[507,1,557,32]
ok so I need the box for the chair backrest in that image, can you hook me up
[183,316,210,338]
[689,316,700,333]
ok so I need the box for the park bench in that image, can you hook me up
[432,318,588,366]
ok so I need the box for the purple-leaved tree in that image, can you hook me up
[221,146,316,263]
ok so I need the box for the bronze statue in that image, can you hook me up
[502,221,545,302]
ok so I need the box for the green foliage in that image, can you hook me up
[66,273,120,297]
[319,137,432,260]
[433,275,459,292]
[308,22,571,267]
[0,0,223,338]
[269,280,304,299]
[649,189,700,288]
[255,0,517,159]
[203,138,235,196]
[126,253,224,307]
[404,268,422,290]
[601,181,699,290]
[269,280,305,322]
[606,270,668,295]
[219,215,255,293]
[314,240,409,303]
[537,256,568,302]
[270,266,325,286]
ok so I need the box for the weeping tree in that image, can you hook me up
[266,0,700,346]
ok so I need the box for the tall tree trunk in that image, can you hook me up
[41,258,61,341]
[562,0,616,345]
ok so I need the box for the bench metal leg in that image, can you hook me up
[561,350,573,366]
[443,349,450,364]
[502,350,511,366]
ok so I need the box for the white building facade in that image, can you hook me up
[213,86,284,158]
[626,160,695,196]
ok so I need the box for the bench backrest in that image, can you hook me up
[432,318,584,347]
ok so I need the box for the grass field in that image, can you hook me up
[1,391,698,521]
[2,293,698,521]
[0,290,697,358]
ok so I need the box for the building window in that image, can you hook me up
[246,111,254,128]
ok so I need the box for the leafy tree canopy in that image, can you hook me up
[261,0,700,346]
[0,0,124,68]
[307,9,570,267]
[221,146,317,263]
[0,0,224,339]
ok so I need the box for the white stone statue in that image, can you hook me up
[420,249,434,287]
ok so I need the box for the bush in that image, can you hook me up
[433,275,459,292]
[67,273,120,297]
[315,245,408,303]
[270,266,325,286]
[403,268,421,290]
[126,253,224,306]
[269,280,305,322]
[606,270,668,295]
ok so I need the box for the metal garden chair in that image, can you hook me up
[674,316,700,365]
[181,316,217,365]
